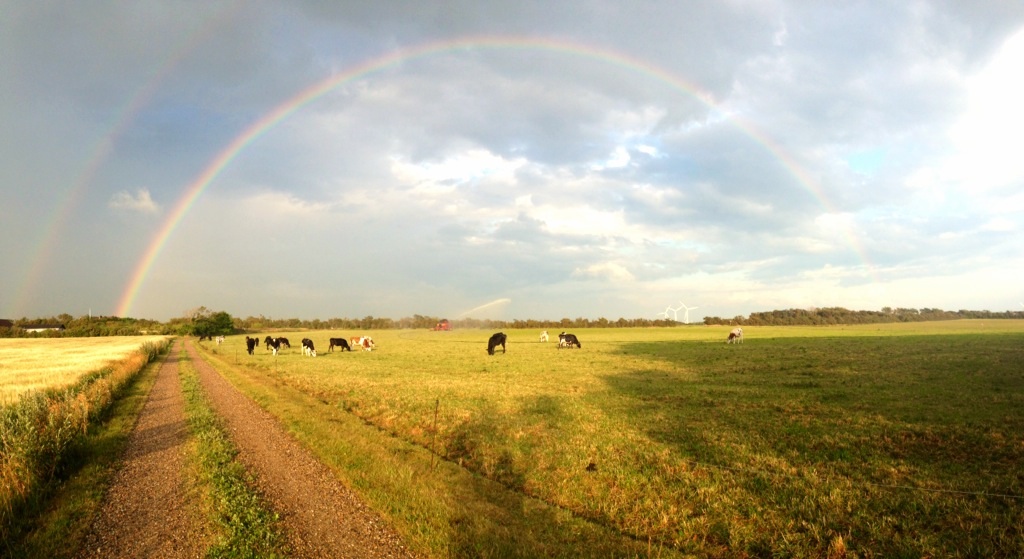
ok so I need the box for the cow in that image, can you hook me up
[245,336,257,355]
[487,332,507,355]
[558,332,581,348]
[264,335,282,355]
[726,327,744,344]
[301,338,317,357]
[216,335,224,345]
[539,330,549,342]
[264,336,291,353]
[328,337,352,352]
[349,336,375,351]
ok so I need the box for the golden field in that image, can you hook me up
[0,336,170,404]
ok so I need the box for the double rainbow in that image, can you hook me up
[113,36,870,317]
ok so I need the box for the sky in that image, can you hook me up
[3,1,1024,323]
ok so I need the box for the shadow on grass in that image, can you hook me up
[592,336,1024,555]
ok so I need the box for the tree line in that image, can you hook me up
[702,306,1024,326]
[3,306,1022,337]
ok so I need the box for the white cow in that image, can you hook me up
[726,327,744,344]
[539,330,549,342]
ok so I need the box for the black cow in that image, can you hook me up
[245,336,257,355]
[558,332,581,348]
[328,337,351,352]
[487,332,507,355]
[301,338,317,357]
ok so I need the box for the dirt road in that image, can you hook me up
[81,339,415,558]
[80,340,210,558]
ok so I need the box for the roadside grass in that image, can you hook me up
[178,353,288,558]
[196,321,1024,557]
[0,339,170,558]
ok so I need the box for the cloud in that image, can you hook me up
[5,3,1024,321]
[574,261,636,283]
[109,188,159,214]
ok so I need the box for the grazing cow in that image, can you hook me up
[245,336,257,355]
[487,332,507,355]
[216,335,225,345]
[301,338,317,357]
[264,336,290,353]
[264,335,282,355]
[539,330,549,342]
[558,332,581,348]
[349,336,375,351]
[726,327,744,344]
[328,337,352,352]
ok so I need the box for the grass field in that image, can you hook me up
[0,336,170,404]
[199,321,1024,557]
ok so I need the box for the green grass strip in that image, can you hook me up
[178,355,288,559]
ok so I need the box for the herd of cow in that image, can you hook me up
[243,335,376,357]
[234,327,743,358]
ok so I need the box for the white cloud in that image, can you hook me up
[937,28,1024,191]
[573,261,636,283]
[109,188,159,214]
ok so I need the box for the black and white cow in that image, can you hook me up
[264,336,282,355]
[328,337,352,352]
[301,338,317,357]
[245,336,257,355]
[487,332,507,355]
[558,332,581,348]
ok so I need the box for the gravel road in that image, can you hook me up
[80,340,210,558]
[79,339,416,558]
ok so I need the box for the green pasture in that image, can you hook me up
[201,321,1024,557]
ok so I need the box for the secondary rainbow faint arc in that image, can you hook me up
[116,35,870,317]
[4,2,243,319]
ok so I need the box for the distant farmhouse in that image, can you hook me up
[20,323,66,333]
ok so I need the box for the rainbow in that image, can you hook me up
[115,35,873,317]
[5,2,243,318]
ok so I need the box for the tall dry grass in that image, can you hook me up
[0,339,169,544]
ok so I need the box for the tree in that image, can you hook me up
[190,310,235,338]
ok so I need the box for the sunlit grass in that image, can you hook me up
[198,321,1024,557]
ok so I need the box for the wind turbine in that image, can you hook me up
[679,302,699,324]
[661,302,684,322]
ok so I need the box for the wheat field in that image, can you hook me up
[0,336,170,404]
